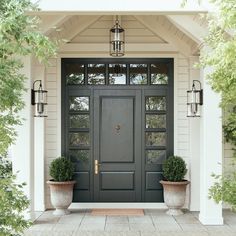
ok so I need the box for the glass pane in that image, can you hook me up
[146,150,166,164]
[130,64,147,84]
[145,132,166,146]
[109,64,126,84]
[69,133,89,146]
[88,64,105,85]
[69,97,89,111]
[146,114,166,128]
[70,150,89,162]
[65,63,85,85]
[70,114,89,128]
[151,64,168,84]
[146,97,166,111]
[151,74,168,85]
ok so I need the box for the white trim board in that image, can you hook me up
[70,203,168,209]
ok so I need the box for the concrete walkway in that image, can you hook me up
[24,209,236,236]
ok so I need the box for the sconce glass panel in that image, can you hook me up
[186,80,203,117]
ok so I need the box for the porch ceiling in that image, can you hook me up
[38,14,208,56]
[31,0,212,14]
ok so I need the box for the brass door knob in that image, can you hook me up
[115,124,121,133]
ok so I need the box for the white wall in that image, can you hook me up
[44,58,59,208]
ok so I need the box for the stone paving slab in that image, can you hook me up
[24,209,236,236]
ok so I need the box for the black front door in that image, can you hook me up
[61,58,174,202]
[94,89,142,202]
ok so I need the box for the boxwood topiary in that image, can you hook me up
[162,156,187,182]
[49,157,75,182]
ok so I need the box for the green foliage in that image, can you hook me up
[49,157,75,182]
[199,0,236,148]
[0,0,57,156]
[0,158,32,236]
[162,156,187,182]
[0,0,57,235]
[223,111,236,146]
[196,0,236,208]
[209,172,236,210]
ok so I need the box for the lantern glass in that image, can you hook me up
[32,80,48,117]
[187,90,201,105]
[34,103,48,117]
[110,21,125,57]
[187,103,201,117]
[34,90,47,104]
[187,86,202,117]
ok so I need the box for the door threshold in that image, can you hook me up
[70,203,167,209]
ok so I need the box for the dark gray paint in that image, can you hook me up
[94,89,142,202]
[61,58,174,202]
[100,97,134,163]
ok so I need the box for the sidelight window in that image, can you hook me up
[145,96,167,165]
[68,96,90,165]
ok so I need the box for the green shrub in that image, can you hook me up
[0,158,32,235]
[162,156,187,182]
[209,172,236,211]
[49,157,75,182]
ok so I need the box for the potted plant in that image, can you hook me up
[47,156,76,216]
[160,155,190,216]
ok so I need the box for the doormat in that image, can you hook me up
[91,209,144,216]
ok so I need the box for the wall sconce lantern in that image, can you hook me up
[187,80,203,117]
[31,80,48,117]
[110,16,125,57]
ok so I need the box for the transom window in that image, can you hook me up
[65,61,170,86]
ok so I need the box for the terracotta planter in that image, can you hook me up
[160,180,190,216]
[47,180,76,216]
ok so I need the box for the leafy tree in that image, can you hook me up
[0,0,56,235]
[193,0,236,209]
[0,0,56,155]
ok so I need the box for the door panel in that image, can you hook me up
[100,97,134,163]
[94,89,141,202]
[101,172,134,190]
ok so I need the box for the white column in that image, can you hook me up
[33,61,46,211]
[12,56,34,211]
[34,118,45,211]
[199,67,223,225]
[189,56,200,211]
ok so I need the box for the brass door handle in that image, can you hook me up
[94,160,101,174]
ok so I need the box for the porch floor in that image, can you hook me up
[24,209,236,236]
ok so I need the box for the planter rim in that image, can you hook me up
[160,180,190,185]
[47,180,76,185]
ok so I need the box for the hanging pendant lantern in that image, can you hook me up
[110,16,125,57]
[187,80,203,117]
